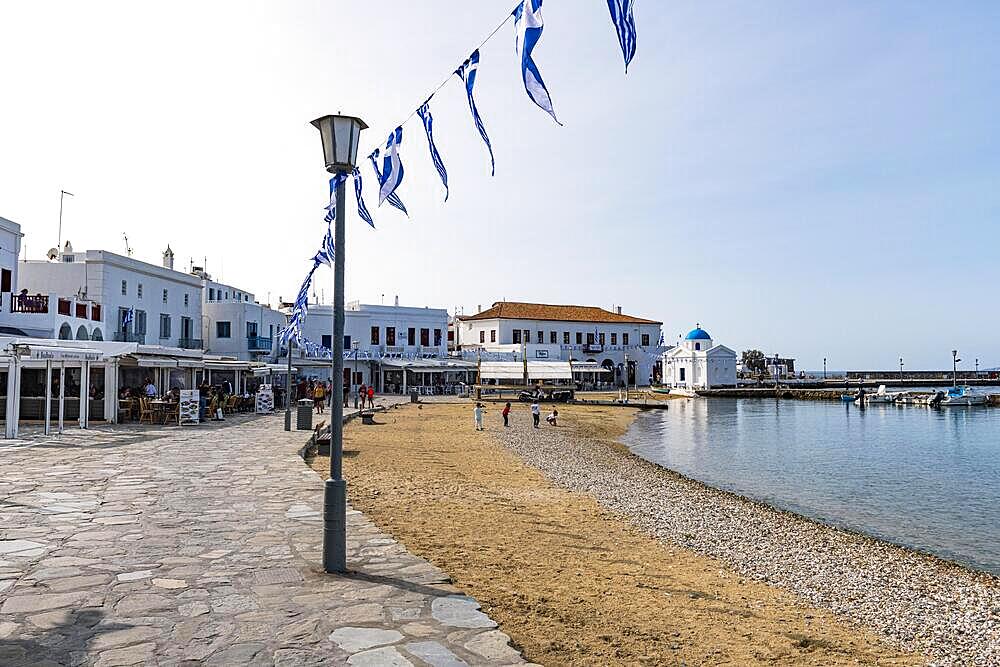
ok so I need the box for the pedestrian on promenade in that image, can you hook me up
[359,383,367,410]
[545,408,559,426]
[312,381,326,414]
[367,386,375,409]
[474,403,485,431]
[502,402,511,427]
[530,400,540,428]
[326,381,333,407]
[343,382,350,408]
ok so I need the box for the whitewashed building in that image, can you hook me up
[200,271,285,361]
[457,302,663,386]
[286,300,457,392]
[662,325,737,390]
[0,217,23,322]
[16,244,203,348]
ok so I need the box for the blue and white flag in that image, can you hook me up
[323,173,348,224]
[368,149,409,216]
[352,168,375,228]
[513,0,560,125]
[606,0,637,73]
[122,307,134,329]
[416,99,449,201]
[658,332,665,346]
[455,50,495,176]
[378,127,405,206]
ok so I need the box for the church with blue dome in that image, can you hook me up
[662,324,737,391]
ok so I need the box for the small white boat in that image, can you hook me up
[858,385,897,404]
[939,386,988,407]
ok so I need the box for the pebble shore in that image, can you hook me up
[493,411,1000,666]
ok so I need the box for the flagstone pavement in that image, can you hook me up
[0,411,534,666]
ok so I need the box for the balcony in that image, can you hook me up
[113,332,146,344]
[178,337,204,350]
[11,294,49,314]
[247,336,272,351]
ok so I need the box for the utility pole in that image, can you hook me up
[57,190,74,250]
[952,350,960,388]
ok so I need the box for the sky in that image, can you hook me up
[1,1,998,370]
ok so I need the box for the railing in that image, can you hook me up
[178,337,204,350]
[247,336,272,351]
[113,332,145,344]
[11,294,49,313]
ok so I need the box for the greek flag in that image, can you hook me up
[606,0,637,73]
[455,50,495,176]
[368,149,408,216]
[323,173,348,224]
[352,168,375,228]
[122,307,134,329]
[416,99,449,201]
[658,332,665,346]
[378,127,405,207]
[513,0,560,125]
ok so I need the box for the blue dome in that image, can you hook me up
[685,327,711,340]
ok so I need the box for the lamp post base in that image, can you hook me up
[323,478,348,573]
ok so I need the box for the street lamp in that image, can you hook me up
[312,113,367,574]
[952,350,961,388]
[899,357,904,384]
[975,358,979,379]
[352,340,360,408]
[823,357,827,380]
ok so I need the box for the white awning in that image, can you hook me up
[480,361,573,381]
[572,361,612,374]
[137,356,179,368]
[380,357,477,372]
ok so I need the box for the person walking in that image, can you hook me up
[359,383,367,410]
[312,381,326,414]
[530,400,540,428]
[343,380,350,408]
[367,385,375,409]
[502,402,511,428]
[473,403,485,431]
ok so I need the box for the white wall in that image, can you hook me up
[0,217,22,314]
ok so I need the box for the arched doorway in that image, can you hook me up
[58,323,72,340]
[91,328,103,341]
[76,325,89,340]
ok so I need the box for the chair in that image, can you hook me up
[224,395,239,415]
[138,398,155,424]
[162,402,179,425]
[117,399,132,423]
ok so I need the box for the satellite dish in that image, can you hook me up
[46,247,59,261]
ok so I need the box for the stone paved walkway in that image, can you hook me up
[0,412,532,666]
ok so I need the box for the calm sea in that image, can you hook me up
[623,398,1000,575]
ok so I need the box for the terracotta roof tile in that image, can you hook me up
[459,302,661,325]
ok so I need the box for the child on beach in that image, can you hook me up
[530,400,540,428]
[545,409,558,426]
[474,403,485,431]
[502,402,511,427]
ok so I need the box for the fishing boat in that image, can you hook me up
[939,385,989,407]
[858,385,897,404]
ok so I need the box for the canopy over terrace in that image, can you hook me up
[379,357,477,394]
[2,338,105,438]
[479,361,576,384]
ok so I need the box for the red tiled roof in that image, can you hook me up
[459,302,660,325]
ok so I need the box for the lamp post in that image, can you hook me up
[823,357,827,380]
[975,358,979,379]
[952,350,961,388]
[311,113,367,574]
[352,340,360,408]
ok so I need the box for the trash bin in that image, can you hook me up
[410,391,419,403]
[296,399,313,430]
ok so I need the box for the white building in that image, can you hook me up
[457,302,663,386]
[0,217,24,321]
[200,272,285,361]
[288,300,457,392]
[662,325,737,390]
[16,244,203,348]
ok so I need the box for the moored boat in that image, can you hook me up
[939,385,989,406]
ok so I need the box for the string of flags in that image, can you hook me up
[283,0,640,346]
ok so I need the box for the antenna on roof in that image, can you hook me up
[122,233,133,257]
[57,189,74,250]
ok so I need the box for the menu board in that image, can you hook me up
[256,385,274,414]
[179,389,200,425]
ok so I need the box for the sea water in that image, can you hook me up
[624,398,1000,575]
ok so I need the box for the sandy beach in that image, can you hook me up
[308,401,953,665]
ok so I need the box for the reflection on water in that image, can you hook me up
[624,398,1000,575]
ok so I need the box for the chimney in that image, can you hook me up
[162,245,175,270]
[394,295,399,307]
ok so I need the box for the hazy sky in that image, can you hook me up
[2,1,998,369]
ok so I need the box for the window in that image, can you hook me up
[576,332,583,344]
[420,328,429,346]
[522,329,530,343]
[586,333,595,345]
[225,291,229,300]
[490,329,496,343]
[162,289,168,304]
[512,330,521,344]
[641,334,650,346]
[159,314,171,339]
[679,367,686,381]
[135,310,146,335]
[563,332,570,344]
[244,294,249,302]
[91,304,102,322]
[216,321,231,338]
[1,268,11,292]
[137,283,143,298]
[247,322,257,338]
[479,330,485,343]
[622,333,629,345]
[434,329,442,346]
[184,294,189,307]
[407,327,415,344]
[599,333,605,345]
[386,327,396,346]
[322,335,332,348]
[121,280,127,296]
[695,342,701,350]
[537,331,543,343]
[344,335,351,349]
[550,331,557,344]
[209,288,215,301]
[371,326,380,345]
[611,333,617,345]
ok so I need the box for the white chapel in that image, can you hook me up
[662,325,737,391]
